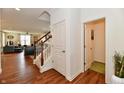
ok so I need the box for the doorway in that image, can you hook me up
[84,18,105,75]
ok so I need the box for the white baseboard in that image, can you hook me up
[40,66,53,73]
[66,69,82,81]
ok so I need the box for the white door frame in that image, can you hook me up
[82,17,106,73]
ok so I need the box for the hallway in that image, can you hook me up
[0,52,105,84]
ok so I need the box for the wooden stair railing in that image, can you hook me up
[34,31,52,66]
[34,31,51,44]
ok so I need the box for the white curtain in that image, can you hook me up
[20,35,31,45]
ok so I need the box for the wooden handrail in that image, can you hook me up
[34,31,50,44]
[42,35,52,43]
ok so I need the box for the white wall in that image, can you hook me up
[50,8,124,83]
[94,22,105,63]
[50,8,71,80]
[81,8,124,83]
[69,9,82,80]
[50,9,82,81]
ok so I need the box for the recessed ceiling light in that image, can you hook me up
[15,8,21,11]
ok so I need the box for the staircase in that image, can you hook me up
[33,31,52,73]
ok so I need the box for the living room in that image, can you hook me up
[2,30,46,54]
[0,8,51,83]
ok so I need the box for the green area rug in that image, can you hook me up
[90,62,105,74]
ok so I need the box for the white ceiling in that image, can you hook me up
[2,8,50,32]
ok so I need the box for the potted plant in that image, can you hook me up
[111,51,124,83]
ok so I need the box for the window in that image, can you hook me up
[2,32,5,47]
[20,35,31,45]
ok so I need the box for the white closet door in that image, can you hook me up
[52,21,66,76]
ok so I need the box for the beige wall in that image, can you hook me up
[4,32,45,46]
[5,32,20,46]
[94,21,105,63]
[31,33,45,44]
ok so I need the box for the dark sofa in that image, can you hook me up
[3,46,15,53]
[3,45,23,53]
[24,46,35,56]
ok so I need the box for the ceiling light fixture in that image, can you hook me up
[15,8,21,11]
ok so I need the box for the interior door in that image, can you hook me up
[85,24,94,71]
[52,21,66,76]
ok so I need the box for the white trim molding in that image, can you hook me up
[66,69,82,81]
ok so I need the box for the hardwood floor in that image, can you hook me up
[0,52,105,84]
